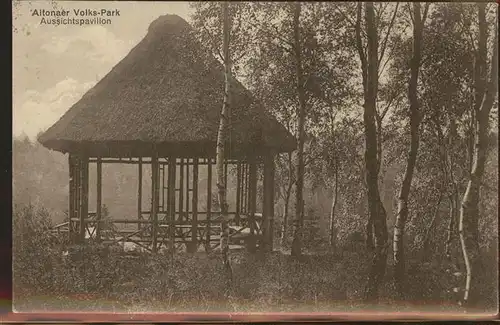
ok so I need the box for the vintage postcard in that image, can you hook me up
[11,0,498,321]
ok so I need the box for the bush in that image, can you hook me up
[13,204,60,292]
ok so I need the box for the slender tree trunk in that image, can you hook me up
[217,1,233,286]
[281,152,294,248]
[434,111,456,258]
[366,219,375,250]
[459,5,498,308]
[281,192,290,246]
[355,2,375,252]
[445,119,460,259]
[329,155,339,252]
[291,1,307,259]
[363,2,389,303]
[393,2,423,300]
[445,194,458,258]
[467,106,475,174]
[422,191,443,258]
[375,116,383,175]
[473,4,488,120]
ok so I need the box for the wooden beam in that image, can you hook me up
[186,158,190,216]
[79,155,89,243]
[269,155,275,251]
[206,158,212,252]
[236,162,241,226]
[72,217,230,225]
[138,157,143,231]
[263,153,275,252]
[224,161,228,191]
[241,163,246,214]
[168,155,177,255]
[179,158,184,223]
[243,163,247,214]
[88,160,147,165]
[68,154,76,243]
[190,158,199,253]
[96,157,102,241]
[113,211,240,217]
[262,157,269,251]
[88,158,243,165]
[161,164,166,211]
[151,152,159,253]
[74,155,81,243]
[244,163,249,214]
[248,156,257,252]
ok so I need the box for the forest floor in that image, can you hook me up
[12,244,498,316]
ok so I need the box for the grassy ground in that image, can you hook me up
[12,206,497,315]
[12,244,498,315]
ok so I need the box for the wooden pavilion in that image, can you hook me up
[38,15,295,253]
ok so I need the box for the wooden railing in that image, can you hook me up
[50,221,69,235]
[57,212,264,252]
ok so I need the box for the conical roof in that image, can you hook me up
[38,14,295,158]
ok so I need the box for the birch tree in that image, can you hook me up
[393,2,429,300]
[361,2,390,302]
[191,0,254,284]
[290,1,307,258]
[328,143,339,251]
[334,2,403,250]
[459,3,498,308]
[243,2,354,252]
[416,2,475,261]
[217,1,233,285]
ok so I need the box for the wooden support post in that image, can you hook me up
[138,157,143,231]
[68,154,76,243]
[151,152,159,253]
[269,156,275,251]
[245,163,250,214]
[262,157,269,251]
[168,155,176,254]
[167,162,171,223]
[161,164,166,212]
[263,153,275,252]
[242,163,247,214]
[224,161,228,191]
[186,159,190,218]
[240,163,244,214]
[189,158,199,253]
[79,155,89,243]
[179,158,184,223]
[96,157,102,241]
[248,156,257,252]
[236,162,241,226]
[74,155,81,243]
[206,157,212,252]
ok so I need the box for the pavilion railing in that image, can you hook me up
[64,212,264,252]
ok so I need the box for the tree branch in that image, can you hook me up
[356,2,368,92]
[378,81,405,120]
[247,19,295,54]
[201,23,224,62]
[378,2,399,68]
[422,2,431,24]
[333,3,363,35]
[378,52,392,79]
[408,2,415,25]
[232,50,247,64]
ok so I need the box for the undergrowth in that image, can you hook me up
[12,205,498,313]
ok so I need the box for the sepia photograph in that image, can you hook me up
[11,0,498,319]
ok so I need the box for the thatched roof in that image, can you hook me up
[38,15,295,158]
